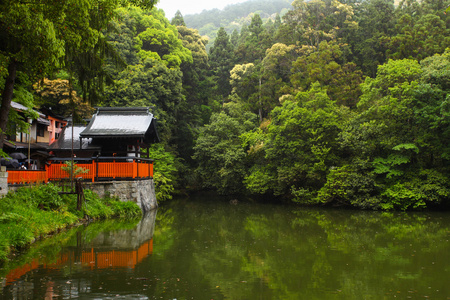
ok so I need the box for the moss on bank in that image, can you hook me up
[0,183,142,263]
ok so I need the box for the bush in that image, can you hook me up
[381,169,450,210]
[8,184,64,211]
[316,164,382,209]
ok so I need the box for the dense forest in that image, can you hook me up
[183,0,292,47]
[1,0,449,210]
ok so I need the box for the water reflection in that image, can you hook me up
[1,198,449,300]
[1,210,156,299]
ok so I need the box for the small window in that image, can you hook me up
[37,123,46,137]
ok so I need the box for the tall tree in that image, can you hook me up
[0,0,157,149]
[388,13,450,60]
[193,102,258,194]
[244,82,345,200]
[176,25,211,162]
[134,8,192,68]
[0,0,65,149]
[351,0,396,76]
[209,27,235,99]
[291,41,364,107]
[280,0,357,47]
[171,10,186,26]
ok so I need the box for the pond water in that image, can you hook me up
[1,195,449,299]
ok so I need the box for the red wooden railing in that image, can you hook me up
[7,157,154,185]
[7,170,48,185]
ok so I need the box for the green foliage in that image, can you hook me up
[316,164,382,209]
[108,200,142,218]
[61,161,90,178]
[193,102,258,194]
[381,169,450,210]
[388,14,450,61]
[132,7,192,68]
[209,27,235,97]
[8,184,64,211]
[103,58,184,143]
[413,50,450,161]
[291,41,364,106]
[243,83,344,200]
[147,144,177,201]
[373,143,418,179]
[381,182,426,211]
[0,184,142,263]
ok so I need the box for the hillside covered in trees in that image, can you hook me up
[1,0,449,210]
[182,0,292,45]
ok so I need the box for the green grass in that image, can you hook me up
[0,183,142,263]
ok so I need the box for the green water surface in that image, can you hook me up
[1,196,449,299]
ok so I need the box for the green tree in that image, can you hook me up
[175,25,211,162]
[171,10,186,26]
[103,59,184,143]
[245,82,346,201]
[147,143,177,201]
[134,8,192,68]
[388,13,450,60]
[413,50,450,163]
[351,0,396,76]
[193,102,258,194]
[291,41,364,107]
[280,0,357,47]
[0,0,157,149]
[208,27,235,98]
[0,0,65,149]
[338,59,423,172]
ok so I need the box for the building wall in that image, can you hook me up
[37,126,50,144]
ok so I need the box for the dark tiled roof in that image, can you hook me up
[11,101,45,118]
[49,125,94,150]
[4,140,48,150]
[80,107,158,140]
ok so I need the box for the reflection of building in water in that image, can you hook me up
[3,210,156,292]
[4,239,153,286]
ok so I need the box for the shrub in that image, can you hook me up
[316,164,382,209]
[381,169,450,210]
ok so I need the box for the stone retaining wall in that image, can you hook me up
[0,167,7,197]
[7,177,158,213]
[84,178,158,212]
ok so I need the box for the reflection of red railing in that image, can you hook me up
[5,239,153,285]
[82,240,153,269]
[7,157,154,185]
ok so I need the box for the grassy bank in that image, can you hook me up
[0,183,142,263]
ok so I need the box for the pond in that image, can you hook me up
[1,195,449,299]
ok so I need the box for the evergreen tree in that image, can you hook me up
[171,10,186,26]
[208,27,235,98]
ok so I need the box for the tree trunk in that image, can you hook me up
[259,77,262,123]
[0,59,17,149]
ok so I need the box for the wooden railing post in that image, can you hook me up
[137,159,139,178]
[91,160,95,183]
